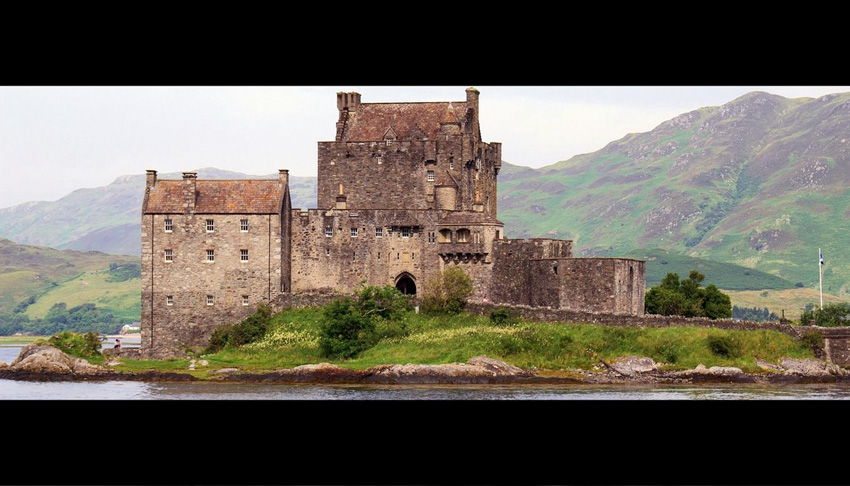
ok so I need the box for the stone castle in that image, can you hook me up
[141,88,646,357]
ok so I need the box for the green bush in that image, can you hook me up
[800,331,824,351]
[489,307,519,326]
[319,285,413,359]
[47,330,102,358]
[800,303,850,327]
[706,334,742,358]
[204,304,272,353]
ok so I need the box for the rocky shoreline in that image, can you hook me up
[2,344,850,386]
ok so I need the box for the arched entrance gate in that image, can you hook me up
[395,273,417,295]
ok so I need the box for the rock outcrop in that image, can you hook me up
[9,344,103,375]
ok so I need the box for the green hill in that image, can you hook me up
[0,238,140,332]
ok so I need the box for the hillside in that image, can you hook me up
[0,238,139,317]
[0,168,317,256]
[497,91,850,299]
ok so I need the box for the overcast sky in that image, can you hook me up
[1,85,849,208]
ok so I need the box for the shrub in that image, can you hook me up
[800,331,824,352]
[47,330,102,358]
[706,334,741,358]
[490,307,519,326]
[203,304,272,353]
[319,285,413,359]
[645,270,731,319]
[421,267,474,314]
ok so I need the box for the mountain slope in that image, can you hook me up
[497,91,850,297]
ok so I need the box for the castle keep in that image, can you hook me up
[141,88,645,357]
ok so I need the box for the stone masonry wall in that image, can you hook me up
[490,239,573,307]
[141,212,285,357]
[558,258,646,315]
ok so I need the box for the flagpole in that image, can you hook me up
[819,247,824,309]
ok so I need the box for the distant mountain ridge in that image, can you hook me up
[1,91,849,300]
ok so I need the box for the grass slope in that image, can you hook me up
[118,307,815,375]
[25,270,140,320]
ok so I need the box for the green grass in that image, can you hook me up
[113,307,815,375]
[0,335,43,345]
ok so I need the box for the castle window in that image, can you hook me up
[427,170,435,182]
[377,252,381,260]
[428,232,436,243]
[376,227,383,237]
[166,295,173,306]
[206,219,215,232]
[553,265,558,275]
[496,230,500,240]
[207,295,214,306]
[412,253,415,260]
[206,249,215,262]
[351,228,358,237]
[240,219,249,232]
[325,226,333,237]
[242,295,249,306]
[164,249,173,262]
[450,156,455,170]
[457,229,470,243]
[401,227,410,238]
[164,218,173,232]
[326,248,330,256]
[241,249,249,262]
[438,229,452,243]
[396,252,400,260]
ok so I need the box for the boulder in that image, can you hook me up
[9,344,102,375]
[707,366,743,375]
[213,367,239,374]
[609,356,658,376]
[779,358,847,376]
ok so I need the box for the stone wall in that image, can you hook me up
[141,212,286,358]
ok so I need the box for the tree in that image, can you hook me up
[421,266,474,314]
[800,302,850,327]
[645,270,731,319]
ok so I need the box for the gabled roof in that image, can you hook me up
[342,101,469,141]
[144,180,283,214]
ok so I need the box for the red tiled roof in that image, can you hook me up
[343,101,469,141]
[144,180,283,214]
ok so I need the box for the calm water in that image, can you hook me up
[4,344,850,399]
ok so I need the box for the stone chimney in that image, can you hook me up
[146,169,157,188]
[337,92,361,113]
[279,169,289,188]
[466,87,479,113]
[182,172,197,214]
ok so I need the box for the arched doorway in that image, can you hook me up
[395,273,417,295]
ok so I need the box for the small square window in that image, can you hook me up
[240,219,249,232]
[427,170,435,182]
[164,218,173,232]
[206,249,215,262]
[241,249,249,261]
[166,295,173,306]
[206,219,215,232]
[351,228,358,237]
[164,249,173,262]
[242,295,249,306]
[375,227,383,237]
[206,295,214,306]
[325,226,333,237]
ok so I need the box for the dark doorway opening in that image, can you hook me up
[396,274,417,295]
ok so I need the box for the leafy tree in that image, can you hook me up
[645,270,731,319]
[421,266,474,314]
[800,302,850,327]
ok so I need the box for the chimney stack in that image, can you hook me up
[146,170,157,188]
[182,172,197,213]
[279,169,289,187]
